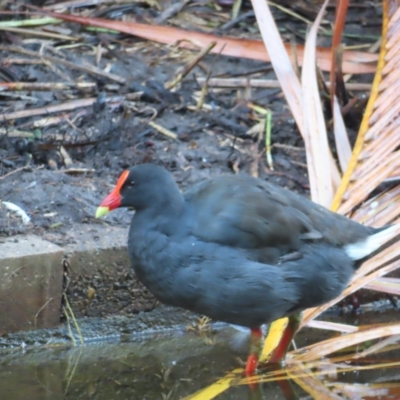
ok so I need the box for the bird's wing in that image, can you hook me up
[183,175,373,262]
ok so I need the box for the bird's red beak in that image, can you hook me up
[95,170,129,218]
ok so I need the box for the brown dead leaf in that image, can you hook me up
[33,7,378,74]
[329,0,349,105]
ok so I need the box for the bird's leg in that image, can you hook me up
[245,327,263,376]
[267,314,301,363]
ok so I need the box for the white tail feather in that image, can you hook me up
[345,223,400,260]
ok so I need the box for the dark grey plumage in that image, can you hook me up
[113,164,389,328]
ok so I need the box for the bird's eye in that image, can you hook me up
[126,181,135,188]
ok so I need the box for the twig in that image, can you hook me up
[63,293,84,345]
[0,165,42,179]
[0,82,96,91]
[197,43,225,109]
[231,0,243,21]
[4,265,26,283]
[165,41,217,90]
[265,110,273,170]
[156,0,188,23]
[57,168,95,175]
[0,97,120,122]
[0,129,34,137]
[43,58,74,83]
[196,77,371,91]
[44,0,137,10]
[34,298,54,328]
[247,103,269,115]
[220,10,255,31]
[148,121,177,140]
[2,57,44,65]
[64,348,83,396]
[0,92,37,102]
[63,306,77,347]
[23,114,74,129]
[0,17,60,28]
[0,45,125,83]
[268,0,314,26]
[0,26,77,41]
[341,96,363,118]
[65,115,83,134]
[291,160,308,169]
[59,146,73,166]
[272,143,305,152]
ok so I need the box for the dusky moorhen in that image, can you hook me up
[96,164,398,375]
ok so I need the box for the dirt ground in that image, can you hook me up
[0,50,308,239]
[0,1,381,238]
[0,1,385,318]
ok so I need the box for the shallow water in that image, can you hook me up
[0,329,245,400]
[2,316,400,400]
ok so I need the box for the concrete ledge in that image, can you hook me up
[0,236,63,334]
[0,224,159,334]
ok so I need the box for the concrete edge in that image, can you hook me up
[0,224,161,334]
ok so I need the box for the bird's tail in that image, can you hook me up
[344,223,400,261]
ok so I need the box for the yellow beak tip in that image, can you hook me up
[95,206,110,219]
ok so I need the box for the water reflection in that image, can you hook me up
[1,328,400,399]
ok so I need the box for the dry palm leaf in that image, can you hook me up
[30,5,378,74]
[285,359,400,399]
[305,319,358,333]
[286,363,343,400]
[245,356,400,396]
[364,277,400,295]
[292,323,400,362]
[301,0,338,206]
[329,382,400,399]
[332,1,400,216]
[302,0,400,329]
